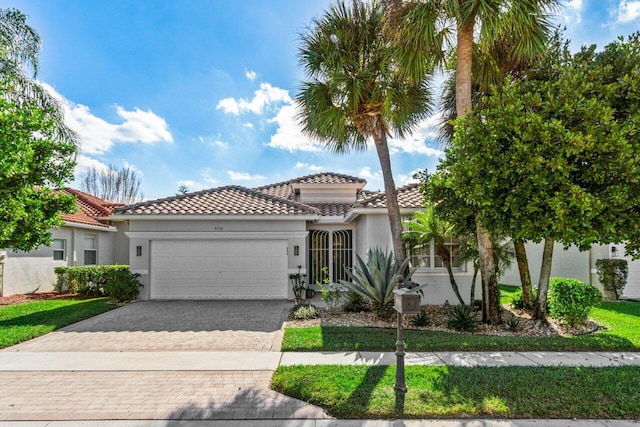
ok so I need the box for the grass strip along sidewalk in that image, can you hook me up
[282,301,640,352]
[0,298,115,349]
[271,364,640,419]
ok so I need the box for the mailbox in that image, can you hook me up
[393,288,421,314]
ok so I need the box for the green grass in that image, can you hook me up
[0,298,115,348]
[283,299,640,352]
[272,365,640,419]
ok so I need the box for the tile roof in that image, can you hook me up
[306,202,355,217]
[59,188,123,228]
[254,172,366,199]
[114,186,320,216]
[355,183,423,209]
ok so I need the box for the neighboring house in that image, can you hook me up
[111,171,640,303]
[0,188,129,296]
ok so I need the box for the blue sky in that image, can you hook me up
[6,0,640,199]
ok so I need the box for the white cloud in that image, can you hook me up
[295,162,324,172]
[201,168,218,185]
[42,82,173,155]
[618,1,640,23]
[123,161,144,176]
[245,69,257,81]
[398,169,422,185]
[388,114,444,156]
[560,0,583,23]
[359,166,382,180]
[216,82,292,115]
[227,171,267,181]
[243,122,254,129]
[266,103,324,152]
[199,135,229,149]
[75,155,109,174]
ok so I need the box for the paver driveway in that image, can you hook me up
[0,299,330,421]
[5,300,291,352]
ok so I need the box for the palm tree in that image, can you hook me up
[0,8,77,145]
[403,206,466,305]
[297,0,433,263]
[388,0,558,324]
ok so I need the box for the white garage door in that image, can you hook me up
[150,240,287,299]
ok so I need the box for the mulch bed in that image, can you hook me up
[286,304,603,338]
[0,291,84,306]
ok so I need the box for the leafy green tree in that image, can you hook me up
[297,0,433,263]
[386,0,558,324]
[0,8,77,251]
[444,35,640,320]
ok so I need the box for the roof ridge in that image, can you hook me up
[254,171,366,191]
[64,187,121,217]
[355,182,421,206]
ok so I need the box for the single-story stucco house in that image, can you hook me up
[3,172,639,302]
[0,188,129,296]
[110,172,640,303]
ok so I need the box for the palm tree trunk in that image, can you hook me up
[514,240,534,309]
[455,18,474,118]
[533,237,554,321]
[437,246,465,305]
[456,16,501,325]
[372,133,405,264]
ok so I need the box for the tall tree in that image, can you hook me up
[388,0,558,324]
[80,164,144,204]
[0,8,77,251]
[297,0,433,263]
[443,34,640,320]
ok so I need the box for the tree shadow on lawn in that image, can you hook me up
[598,300,640,318]
[0,299,111,330]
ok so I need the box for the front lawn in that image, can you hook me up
[271,365,640,419]
[282,300,640,352]
[0,298,115,348]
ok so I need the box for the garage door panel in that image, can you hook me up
[151,239,287,299]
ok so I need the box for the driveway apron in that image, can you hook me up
[0,300,330,421]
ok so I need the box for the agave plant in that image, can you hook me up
[338,248,428,314]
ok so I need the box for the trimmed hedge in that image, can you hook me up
[548,278,602,326]
[54,265,141,302]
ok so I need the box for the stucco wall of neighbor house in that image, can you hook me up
[413,271,477,306]
[112,221,130,264]
[500,241,592,286]
[125,218,310,300]
[1,226,117,296]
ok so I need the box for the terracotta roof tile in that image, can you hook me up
[114,186,320,216]
[355,183,423,209]
[57,188,122,228]
[306,202,355,217]
[255,172,366,198]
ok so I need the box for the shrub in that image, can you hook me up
[338,248,426,318]
[596,259,628,300]
[548,278,602,326]
[447,304,477,331]
[510,289,526,310]
[54,265,141,302]
[411,310,429,327]
[291,303,320,320]
[343,291,370,313]
[504,314,521,331]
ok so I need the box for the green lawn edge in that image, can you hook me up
[0,298,116,349]
[282,301,640,352]
[271,365,640,419]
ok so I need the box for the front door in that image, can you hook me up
[308,230,353,286]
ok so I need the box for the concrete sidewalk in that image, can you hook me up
[1,350,639,371]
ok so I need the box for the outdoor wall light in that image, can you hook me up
[294,245,299,256]
[136,246,142,257]
[611,246,618,258]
